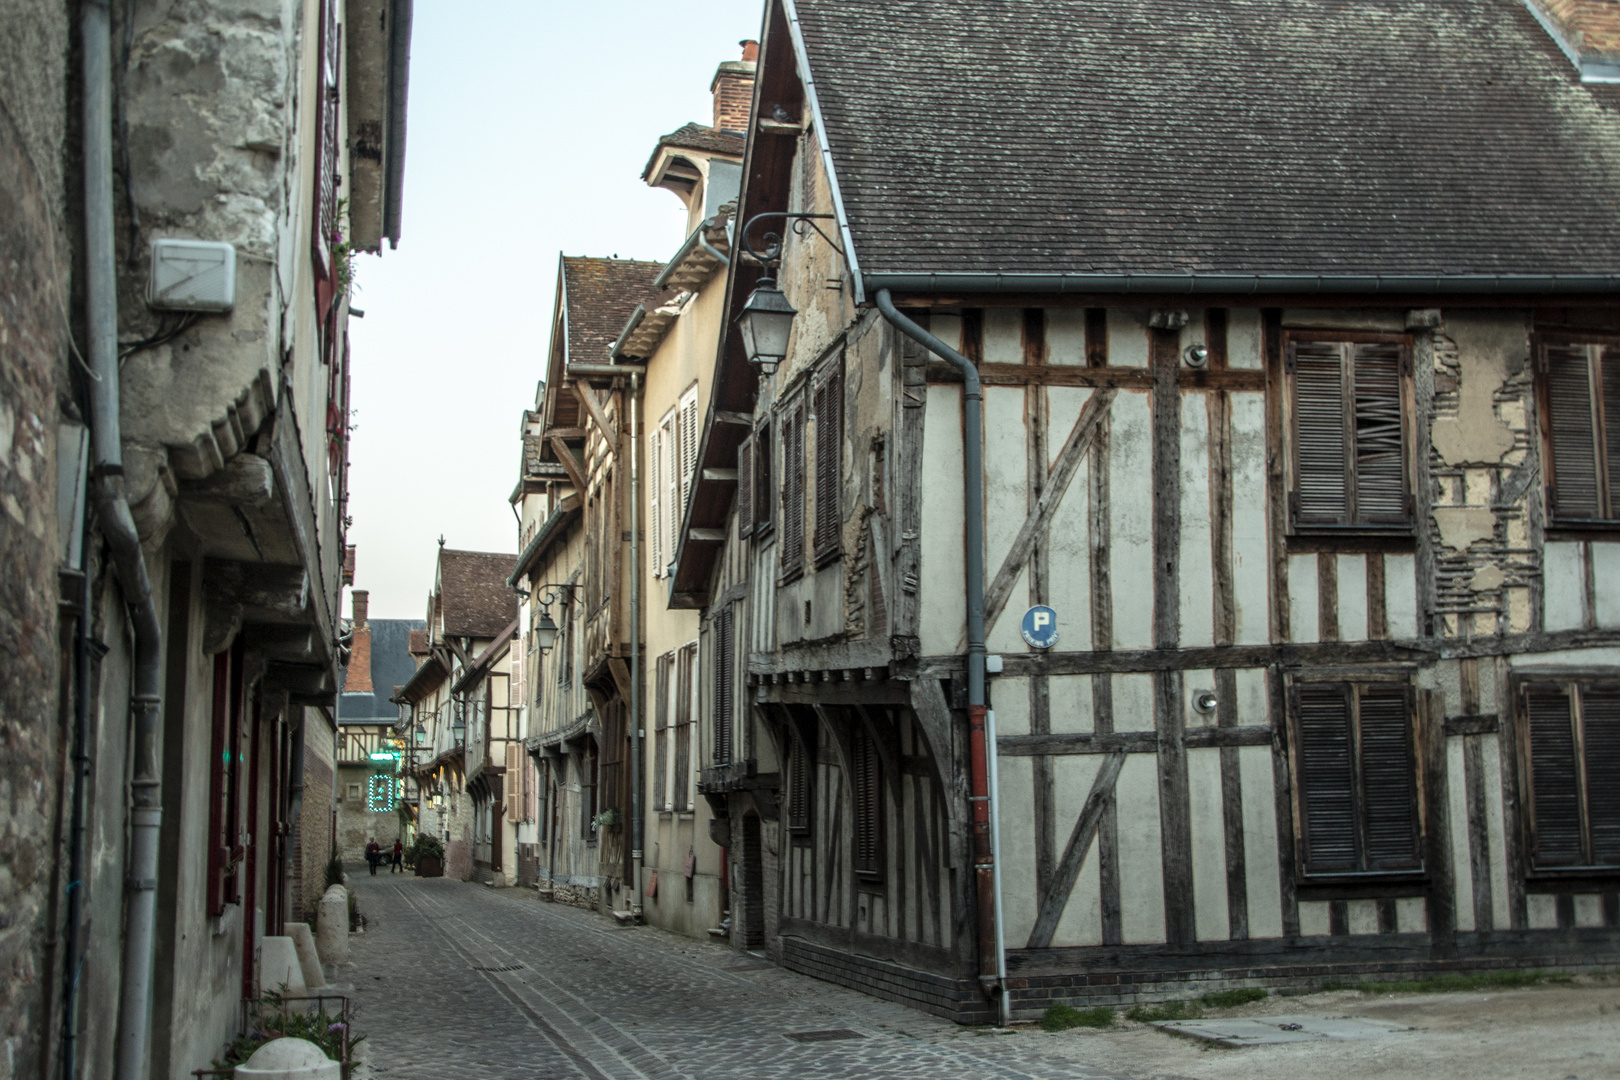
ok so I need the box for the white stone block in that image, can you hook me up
[235,1037,341,1080]
[286,922,328,991]
[258,936,306,998]
[316,885,349,966]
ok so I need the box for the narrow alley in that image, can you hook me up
[343,878,1127,1080]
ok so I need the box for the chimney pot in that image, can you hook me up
[740,39,758,62]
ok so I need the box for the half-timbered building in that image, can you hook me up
[671,0,1620,1024]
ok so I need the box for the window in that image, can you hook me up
[712,606,735,766]
[1286,333,1413,531]
[346,783,361,803]
[737,435,754,539]
[648,425,664,575]
[581,740,598,840]
[311,0,341,284]
[780,399,806,575]
[787,723,814,835]
[1539,339,1620,524]
[813,358,844,563]
[673,643,696,811]
[654,652,672,809]
[851,724,884,879]
[207,644,245,916]
[1291,679,1422,876]
[754,417,773,536]
[1520,678,1620,869]
[555,597,572,686]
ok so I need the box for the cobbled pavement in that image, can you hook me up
[341,876,1141,1080]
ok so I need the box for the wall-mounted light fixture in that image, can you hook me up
[531,583,580,654]
[1193,690,1219,715]
[735,212,845,377]
[1184,344,1210,369]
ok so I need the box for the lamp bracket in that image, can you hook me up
[740,212,844,269]
[533,582,579,608]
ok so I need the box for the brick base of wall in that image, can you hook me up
[516,845,540,888]
[780,936,994,1024]
[1005,944,1620,1021]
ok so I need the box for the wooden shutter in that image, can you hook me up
[755,418,773,532]
[648,427,662,576]
[207,651,231,916]
[664,417,680,570]
[1292,342,1349,526]
[1546,344,1603,519]
[654,653,670,809]
[852,725,883,877]
[1296,684,1358,874]
[1526,685,1584,867]
[674,644,694,811]
[506,744,522,823]
[312,0,341,281]
[1604,349,1620,515]
[1584,686,1620,865]
[1352,342,1409,524]
[788,724,813,833]
[679,396,698,517]
[781,404,805,571]
[736,436,754,538]
[712,607,734,765]
[1358,686,1421,870]
[814,365,843,560]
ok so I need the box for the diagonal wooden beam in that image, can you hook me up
[571,382,617,446]
[549,435,587,493]
[982,387,1117,638]
[1025,749,1126,949]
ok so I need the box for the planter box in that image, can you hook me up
[415,855,443,878]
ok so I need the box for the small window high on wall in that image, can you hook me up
[1538,337,1620,525]
[1285,333,1414,532]
[1519,678,1620,870]
[1290,677,1422,877]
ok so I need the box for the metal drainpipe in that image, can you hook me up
[60,499,95,1079]
[629,373,644,918]
[84,1,166,1074]
[872,290,1002,1012]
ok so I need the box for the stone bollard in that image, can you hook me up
[258,936,307,998]
[286,922,329,992]
[234,1037,341,1080]
[315,885,349,966]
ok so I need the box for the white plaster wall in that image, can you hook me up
[1187,746,1230,941]
[1115,754,1167,943]
[1228,309,1265,370]
[1048,674,1093,734]
[1288,552,1320,642]
[1106,311,1151,369]
[1299,900,1331,936]
[1051,755,1106,947]
[1236,668,1269,725]
[1109,392,1154,649]
[1483,737,1512,930]
[1047,309,1086,365]
[1230,392,1270,645]
[1593,542,1620,627]
[1544,542,1587,632]
[1047,387,1094,652]
[1239,743,1284,938]
[1337,553,1368,641]
[998,757,1038,945]
[1113,673,1155,731]
[994,679,1030,736]
[984,385,1029,655]
[1180,395,1215,648]
[1447,736,1477,932]
[920,385,966,657]
[1386,553,1420,638]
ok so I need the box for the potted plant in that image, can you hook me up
[411,834,444,878]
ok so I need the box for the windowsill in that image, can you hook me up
[1525,865,1620,884]
[1296,871,1427,896]
[1545,522,1620,540]
[1286,529,1416,554]
[813,548,842,570]
[777,566,804,587]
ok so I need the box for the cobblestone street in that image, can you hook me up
[343,877,1134,1080]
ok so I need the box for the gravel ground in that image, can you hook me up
[1022,978,1620,1080]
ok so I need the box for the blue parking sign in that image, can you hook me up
[1021,606,1059,649]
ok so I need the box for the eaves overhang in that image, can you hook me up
[508,496,581,589]
[862,272,1620,297]
[392,653,447,705]
[451,617,517,696]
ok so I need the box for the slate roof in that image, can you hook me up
[339,618,426,720]
[561,257,668,365]
[437,549,519,638]
[792,0,1620,280]
[642,123,747,180]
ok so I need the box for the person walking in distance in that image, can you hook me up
[390,837,404,873]
[365,837,381,876]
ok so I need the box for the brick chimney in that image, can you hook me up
[711,40,758,134]
[345,589,373,693]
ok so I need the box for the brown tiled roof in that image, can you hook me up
[641,123,747,180]
[793,0,1620,280]
[408,629,429,656]
[437,549,518,638]
[561,257,668,365]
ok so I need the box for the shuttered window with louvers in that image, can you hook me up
[737,437,754,539]
[1288,335,1412,530]
[673,643,696,811]
[312,0,341,283]
[648,427,662,577]
[755,418,773,534]
[712,607,734,765]
[781,402,806,574]
[787,724,813,834]
[1294,679,1421,877]
[1522,679,1620,868]
[1542,341,1620,522]
[851,723,883,878]
[654,653,671,809]
[678,393,699,524]
[814,362,843,561]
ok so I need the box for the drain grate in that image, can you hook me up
[471,964,524,972]
[783,1029,866,1043]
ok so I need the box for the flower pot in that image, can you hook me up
[415,855,443,878]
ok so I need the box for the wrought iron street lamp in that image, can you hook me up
[734,211,843,378]
[530,582,578,655]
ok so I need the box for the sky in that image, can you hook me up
[346,0,766,620]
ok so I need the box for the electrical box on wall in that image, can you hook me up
[148,238,236,312]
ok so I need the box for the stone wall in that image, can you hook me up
[0,2,70,1077]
